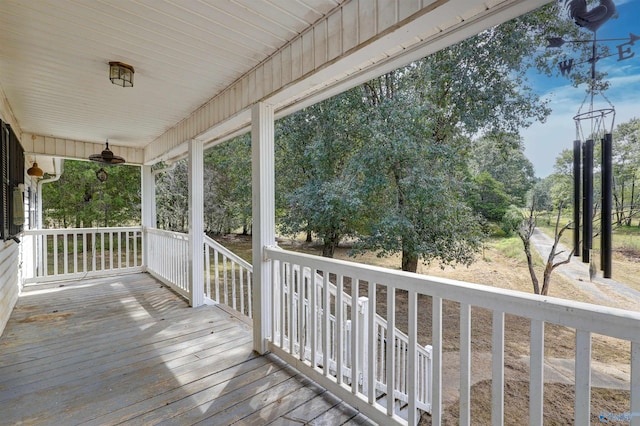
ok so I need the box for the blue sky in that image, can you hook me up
[521,0,640,177]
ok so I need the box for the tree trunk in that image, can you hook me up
[620,181,626,226]
[540,262,553,295]
[613,191,623,226]
[402,250,418,273]
[306,230,312,243]
[523,239,540,294]
[322,229,340,258]
[627,176,637,226]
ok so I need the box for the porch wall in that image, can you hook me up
[0,105,22,336]
[0,241,19,336]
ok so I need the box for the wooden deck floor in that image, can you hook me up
[0,273,376,425]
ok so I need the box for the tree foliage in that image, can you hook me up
[612,118,640,226]
[155,161,189,232]
[155,135,252,234]
[470,133,536,206]
[356,79,483,271]
[469,172,511,222]
[276,89,367,257]
[271,3,579,271]
[42,160,140,228]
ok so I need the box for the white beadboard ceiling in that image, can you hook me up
[0,0,550,170]
[0,0,343,149]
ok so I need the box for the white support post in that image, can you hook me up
[575,331,592,425]
[460,303,471,425]
[408,290,418,425]
[188,139,205,307]
[530,320,545,426]
[141,165,155,270]
[632,342,639,426]
[492,311,505,426]
[432,296,443,425]
[251,102,275,354]
[357,296,369,394]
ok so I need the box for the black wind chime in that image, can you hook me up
[549,0,638,279]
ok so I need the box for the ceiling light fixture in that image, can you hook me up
[27,160,44,177]
[89,140,126,165]
[109,61,134,87]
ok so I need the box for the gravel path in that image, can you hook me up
[529,228,640,307]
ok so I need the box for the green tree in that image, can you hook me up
[527,178,554,212]
[469,134,536,206]
[356,74,483,272]
[612,118,640,226]
[155,135,252,235]
[205,135,252,235]
[155,161,188,231]
[469,171,511,222]
[549,149,575,210]
[42,160,140,227]
[276,89,367,257]
[351,3,567,272]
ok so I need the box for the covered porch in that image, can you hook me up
[2,0,640,425]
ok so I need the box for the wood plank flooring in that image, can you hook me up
[0,273,376,426]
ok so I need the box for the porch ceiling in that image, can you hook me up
[0,0,550,169]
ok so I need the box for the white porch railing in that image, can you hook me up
[22,227,143,283]
[285,266,432,416]
[145,228,190,299]
[264,246,640,426]
[203,235,253,318]
[144,231,254,312]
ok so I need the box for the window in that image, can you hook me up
[1,119,25,240]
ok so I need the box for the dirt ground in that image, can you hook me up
[217,233,637,425]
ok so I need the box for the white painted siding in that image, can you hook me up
[0,106,22,337]
[0,241,19,336]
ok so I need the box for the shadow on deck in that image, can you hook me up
[0,273,375,425]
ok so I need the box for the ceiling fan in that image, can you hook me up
[89,140,125,165]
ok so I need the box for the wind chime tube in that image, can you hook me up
[601,133,613,278]
[582,139,594,263]
[573,140,581,257]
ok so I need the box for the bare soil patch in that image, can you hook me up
[616,247,640,262]
[419,383,630,425]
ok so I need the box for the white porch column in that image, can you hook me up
[141,165,155,227]
[251,102,275,354]
[141,165,154,269]
[188,139,205,307]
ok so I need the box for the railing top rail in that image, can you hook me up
[204,235,252,271]
[24,226,143,235]
[145,227,189,240]
[265,246,640,342]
